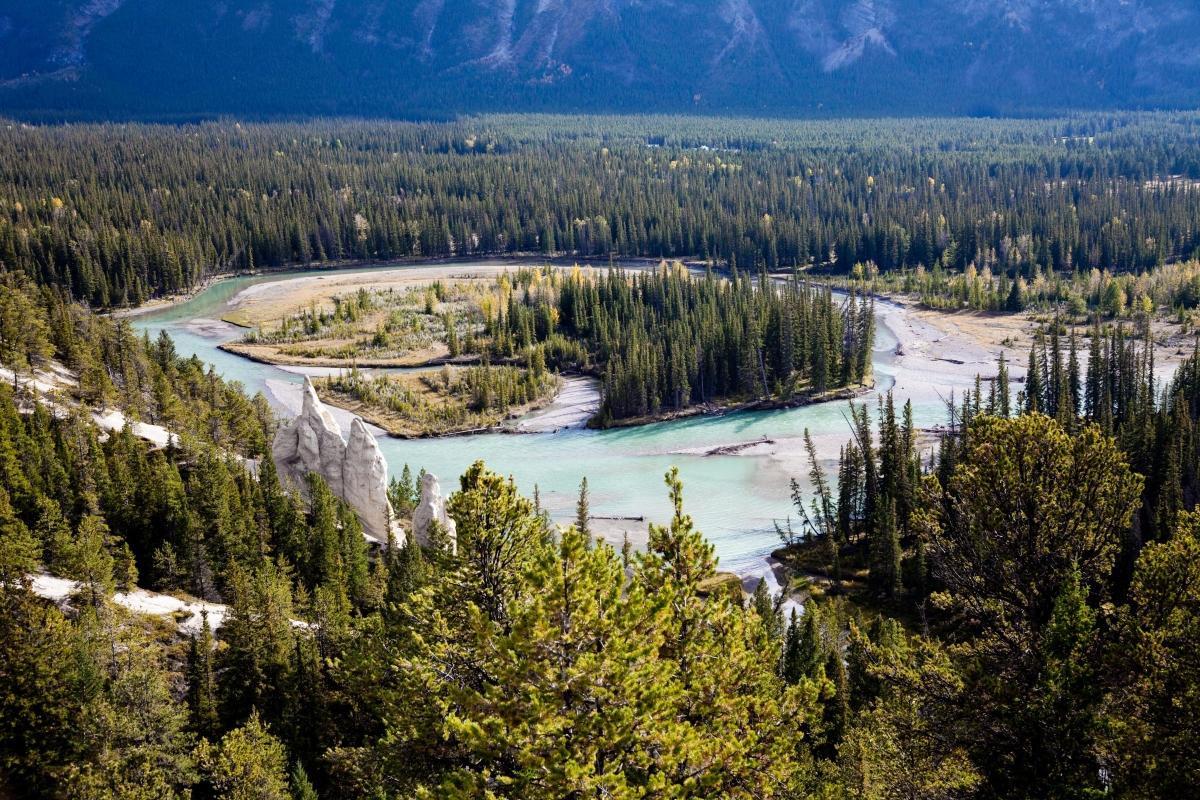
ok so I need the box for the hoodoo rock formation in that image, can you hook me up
[412,472,457,553]
[272,378,399,543]
[345,417,394,544]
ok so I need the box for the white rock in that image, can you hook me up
[272,378,399,543]
[412,472,457,552]
[344,417,394,541]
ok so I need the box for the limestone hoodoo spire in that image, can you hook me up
[272,377,400,543]
[412,472,457,553]
[344,416,393,543]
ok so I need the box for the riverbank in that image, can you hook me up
[589,382,875,430]
[874,290,1196,385]
[217,340,470,369]
[111,272,234,319]
[110,254,686,322]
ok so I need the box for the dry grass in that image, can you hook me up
[318,367,561,438]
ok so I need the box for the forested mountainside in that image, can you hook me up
[4,0,1200,117]
[2,276,1198,798]
[0,275,271,452]
[5,114,1200,306]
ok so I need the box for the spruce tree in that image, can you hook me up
[751,578,783,644]
[782,609,804,684]
[869,499,903,600]
[1025,344,1043,414]
[1067,328,1082,419]
[291,761,320,800]
[997,351,1011,418]
[575,476,591,539]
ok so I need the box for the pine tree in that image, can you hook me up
[0,493,82,793]
[198,710,290,800]
[69,616,197,799]
[997,350,1011,418]
[68,515,116,609]
[1102,511,1200,796]
[0,488,39,585]
[926,413,1143,795]
[186,612,220,740]
[219,562,296,727]
[446,461,543,626]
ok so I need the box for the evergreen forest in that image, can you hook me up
[480,266,875,422]
[6,114,1200,306]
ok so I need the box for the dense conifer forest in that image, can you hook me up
[0,275,270,453]
[775,320,1200,798]
[480,266,874,422]
[5,114,1200,305]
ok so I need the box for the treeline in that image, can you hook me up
[486,266,873,422]
[861,259,1200,318]
[780,326,1200,797]
[7,114,1200,305]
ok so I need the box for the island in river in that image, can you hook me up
[216,261,878,437]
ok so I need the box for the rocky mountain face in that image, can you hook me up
[3,1,1200,116]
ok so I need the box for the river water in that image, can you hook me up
[131,262,969,576]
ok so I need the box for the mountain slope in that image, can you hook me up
[3,0,1200,117]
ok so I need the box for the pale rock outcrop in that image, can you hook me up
[412,472,457,552]
[273,377,399,543]
[344,417,393,544]
[277,378,347,496]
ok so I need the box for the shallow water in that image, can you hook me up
[132,262,957,574]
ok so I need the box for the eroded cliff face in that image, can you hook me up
[272,378,399,543]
